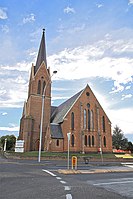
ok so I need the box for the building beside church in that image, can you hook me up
[19,30,112,153]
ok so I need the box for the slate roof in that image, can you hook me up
[50,123,64,139]
[34,29,47,74]
[51,89,83,124]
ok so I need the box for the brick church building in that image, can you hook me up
[19,30,112,153]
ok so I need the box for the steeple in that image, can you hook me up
[35,29,47,74]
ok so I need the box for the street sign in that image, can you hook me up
[67,132,71,141]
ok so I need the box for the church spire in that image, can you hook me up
[35,29,47,74]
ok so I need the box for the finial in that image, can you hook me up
[43,28,45,33]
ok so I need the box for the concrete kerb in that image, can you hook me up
[58,167,133,174]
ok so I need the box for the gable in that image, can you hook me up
[51,84,111,124]
[51,90,83,123]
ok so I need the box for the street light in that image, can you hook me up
[96,106,103,163]
[67,132,71,169]
[38,70,57,162]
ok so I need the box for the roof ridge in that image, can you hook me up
[51,89,83,123]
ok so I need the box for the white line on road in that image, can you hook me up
[66,194,72,199]
[42,169,57,177]
[94,180,133,186]
[64,186,71,191]
[56,177,62,180]
[121,163,133,165]
[60,180,67,184]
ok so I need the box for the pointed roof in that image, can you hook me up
[50,123,64,139]
[34,29,47,74]
[51,89,83,124]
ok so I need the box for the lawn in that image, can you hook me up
[6,151,118,159]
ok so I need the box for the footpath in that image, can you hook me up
[58,163,133,174]
[1,151,133,174]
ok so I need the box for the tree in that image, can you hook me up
[112,125,128,150]
[127,142,133,153]
[0,135,16,151]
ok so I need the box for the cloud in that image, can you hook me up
[64,6,75,14]
[0,126,19,132]
[96,4,103,8]
[1,25,9,33]
[48,38,133,94]
[93,91,133,137]
[109,108,133,135]
[23,13,35,24]
[0,7,8,19]
[128,0,133,5]
[0,62,31,108]
[125,85,131,90]
[1,112,7,116]
[121,94,132,100]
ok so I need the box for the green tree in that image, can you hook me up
[112,125,128,150]
[0,135,16,151]
[127,142,133,153]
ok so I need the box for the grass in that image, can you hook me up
[6,151,118,159]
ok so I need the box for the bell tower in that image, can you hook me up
[19,29,52,151]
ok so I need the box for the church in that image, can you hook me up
[19,30,112,153]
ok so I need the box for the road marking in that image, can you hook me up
[56,177,62,180]
[60,180,67,184]
[64,186,71,191]
[94,180,133,186]
[42,169,56,177]
[121,163,133,165]
[126,165,133,168]
[121,163,133,168]
[66,194,72,199]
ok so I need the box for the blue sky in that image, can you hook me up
[0,0,133,142]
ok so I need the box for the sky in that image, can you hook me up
[0,0,133,142]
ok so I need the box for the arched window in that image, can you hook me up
[103,136,106,147]
[102,116,105,132]
[37,80,41,94]
[84,109,87,129]
[85,135,87,146]
[90,110,94,131]
[88,109,91,131]
[92,135,95,146]
[71,134,74,147]
[71,112,74,130]
[56,139,59,146]
[88,135,91,147]
[42,81,46,95]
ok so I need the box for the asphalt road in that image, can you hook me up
[0,156,133,199]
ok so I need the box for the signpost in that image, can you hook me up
[67,132,71,169]
[4,138,7,152]
[15,140,24,153]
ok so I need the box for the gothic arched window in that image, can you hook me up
[71,112,74,130]
[56,139,59,146]
[71,134,74,147]
[84,109,87,129]
[90,110,94,131]
[85,135,87,146]
[42,80,46,95]
[102,116,105,132]
[92,135,95,146]
[88,109,91,131]
[103,136,106,147]
[88,135,91,147]
[37,80,41,94]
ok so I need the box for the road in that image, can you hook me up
[0,156,133,199]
